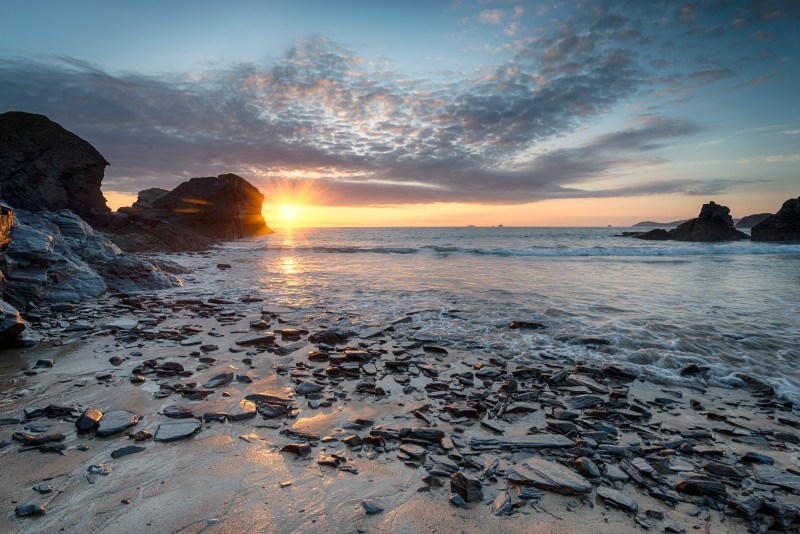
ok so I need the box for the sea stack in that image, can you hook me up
[636,201,747,242]
[751,196,800,241]
[111,174,272,252]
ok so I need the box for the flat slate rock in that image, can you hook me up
[154,419,202,442]
[236,333,277,346]
[111,445,146,459]
[227,400,257,421]
[597,486,638,512]
[470,434,574,451]
[96,410,139,437]
[754,464,800,492]
[245,393,293,404]
[295,382,325,395]
[506,458,592,495]
[203,372,234,388]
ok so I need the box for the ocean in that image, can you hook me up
[197,227,800,400]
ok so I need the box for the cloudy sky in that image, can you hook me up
[1,0,798,226]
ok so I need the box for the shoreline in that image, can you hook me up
[1,250,799,533]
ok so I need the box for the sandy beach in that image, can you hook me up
[1,249,799,534]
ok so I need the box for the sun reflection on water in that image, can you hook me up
[279,256,299,276]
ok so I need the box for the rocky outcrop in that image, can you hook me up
[108,174,272,252]
[2,209,182,308]
[735,213,772,229]
[751,197,800,242]
[0,200,27,346]
[637,202,747,242]
[0,112,110,225]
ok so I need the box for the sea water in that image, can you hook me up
[206,227,800,400]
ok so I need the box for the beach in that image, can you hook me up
[2,233,800,533]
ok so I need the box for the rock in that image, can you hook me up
[637,201,747,242]
[492,491,513,516]
[597,486,638,512]
[235,333,276,346]
[398,427,444,443]
[295,382,325,395]
[741,452,774,465]
[111,445,146,459]
[361,500,384,515]
[203,412,227,422]
[96,410,139,437]
[506,458,592,495]
[154,419,202,442]
[244,393,292,404]
[101,318,138,331]
[470,434,574,450]
[574,457,602,479]
[162,406,195,419]
[448,493,467,508]
[111,174,272,252]
[132,429,153,441]
[75,407,103,432]
[12,432,66,446]
[735,213,772,229]
[257,403,289,418]
[450,472,483,502]
[399,443,427,459]
[509,320,545,330]
[567,395,606,409]
[280,443,312,456]
[227,400,257,421]
[0,112,110,223]
[675,478,727,497]
[15,503,46,517]
[203,372,234,388]
[0,298,26,346]
[34,483,53,494]
[736,495,765,518]
[2,209,181,307]
[753,464,800,492]
[752,196,800,241]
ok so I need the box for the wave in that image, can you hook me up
[426,244,800,257]
[221,241,800,257]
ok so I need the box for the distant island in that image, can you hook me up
[735,213,772,229]
[631,219,690,228]
[634,212,774,229]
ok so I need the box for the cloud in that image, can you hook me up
[736,154,800,164]
[0,1,792,208]
[479,9,505,25]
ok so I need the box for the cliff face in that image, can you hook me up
[752,197,800,242]
[0,112,111,224]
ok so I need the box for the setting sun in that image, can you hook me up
[278,204,300,223]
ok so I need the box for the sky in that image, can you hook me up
[1,0,798,227]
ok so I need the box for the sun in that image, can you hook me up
[278,204,300,223]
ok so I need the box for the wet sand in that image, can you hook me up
[1,256,799,533]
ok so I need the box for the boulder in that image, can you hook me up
[0,112,110,224]
[110,174,272,252]
[751,196,800,241]
[637,202,747,242]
